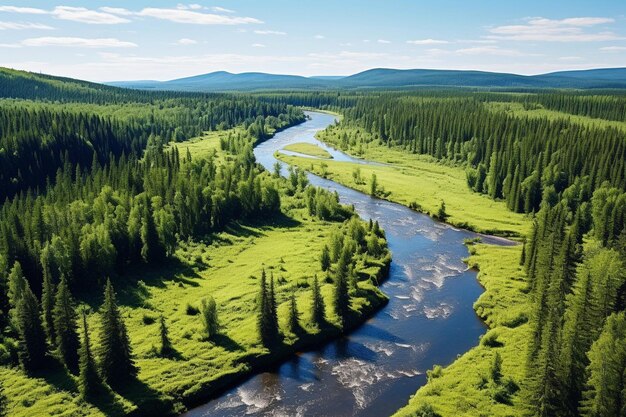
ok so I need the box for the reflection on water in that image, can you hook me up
[182,112,506,417]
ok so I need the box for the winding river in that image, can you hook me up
[182,111,510,417]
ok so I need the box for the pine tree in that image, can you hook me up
[41,267,55,345]
[78,310,102,400]
[286,289,300,335]
[98,279,137,387]
[158,315,173,357]
[311,274,325,326]
[257,269,278,346]
[200,297,219,340]
[491,351,502,383]
[7,261,27,320]
[333,248,351,328]
[580,312,626,417]
[53,275,80,373]
[370,173,377,196]
[269,273,278,337]
[320,245,331,272]
[16,282,47,372]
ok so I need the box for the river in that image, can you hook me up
[182,111,508,417]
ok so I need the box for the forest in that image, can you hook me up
[2,65,626,417]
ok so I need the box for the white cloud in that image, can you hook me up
[251,43,266,48]
[559,56,583,61]
[407,39,449,45]
[176,38,197,45]
[51,6,130,24]
[137,8,262,25]
[0,6,47,14]
[314,35,325,39]
[378,39,391,44]
[488,17,621,42]
[254,30,286,35]
[0,5,130,24]
[0,21,53,30]
[212,6,235,13]
[20,37,137,48]
[99,7,134,16]
[600,46,626,52]
[456,46,533,57]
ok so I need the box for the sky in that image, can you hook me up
[0,0,625,82]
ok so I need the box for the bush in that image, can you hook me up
[142,314,156,325]
[426,365,443,382]
[481,330,503,347]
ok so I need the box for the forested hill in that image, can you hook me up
[108,67,626,92]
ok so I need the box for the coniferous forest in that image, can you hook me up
[1,63,626,417]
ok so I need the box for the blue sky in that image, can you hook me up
[0,0,624,81]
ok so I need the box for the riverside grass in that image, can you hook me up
[0,126,390,417]
[282,142,333,159]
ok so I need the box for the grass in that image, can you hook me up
[281,142,332,159]
[277,141,529,237]
[392,243,532,417]
[486,101,626,132]
[1,125,390,417]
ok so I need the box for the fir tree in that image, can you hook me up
[311,274,325,326]
[78,310,102,400]
[7,261,27,320]
[369,173,378,196]
[333,248,351,328]
[16,282,47,372]
[53,275,80,373]
[320,245,331,272]
[41,267,55,345]
[436,201,449,221]
[0,378,6,417]
[98,279,137,387]
[286,289,300,335]
[257,269,278,346]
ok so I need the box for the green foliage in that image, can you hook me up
[285,289,301,335]
[158,316,174,357]
[15,282,47,373]
[435,201,448,221]
[53,276,80,373]
[200,296,219,340]
[78,310,103,401]
[311,274,326,327]
[580,311,626,417]
[98,279,137,387]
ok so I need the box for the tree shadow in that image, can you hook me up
[111,376,176,417]
[212,333,245,352]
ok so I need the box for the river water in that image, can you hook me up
[182,111,508,417]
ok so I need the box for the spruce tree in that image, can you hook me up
[320,245,331,272]
[78,310,102,400]
[269,273,278,337]
[333,249,351,328]
[286,289,300,335]
[53,275,80,373]
[16,282,47,372]
[98,279,137,387]
[7,261,27,320]
[41,267,55,345]
[311,274,325,326]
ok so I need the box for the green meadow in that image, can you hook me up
[282,142,333,159]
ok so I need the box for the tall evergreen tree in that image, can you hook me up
[286,288,300,335]
[0,378,6,417]
[78,310,103,400]
[257,269,278,346]
[311,274,325,326]
[7,261,27,321]
[53,275,80,373]
[333,248,351,328]
[580,312,626,417]
[16,282,47,372]
[320,245,331,272]
[41,267,55,345]
[98,279,137,387]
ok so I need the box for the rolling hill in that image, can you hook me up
[107,67,626,91]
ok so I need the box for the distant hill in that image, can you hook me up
[107,67,626,91]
